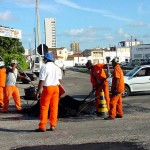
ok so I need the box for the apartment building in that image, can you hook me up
[70,41,80,53]
[44,18,56,48]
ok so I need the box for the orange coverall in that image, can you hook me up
[0,68,6,107]
[109,64,124,118]
[90,64,110,111]
[3,86,22,111]
[39,86,59,131]
[3,67,22,112]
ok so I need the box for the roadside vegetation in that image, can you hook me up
[0,35,28,70]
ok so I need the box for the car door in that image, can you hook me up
[129,67,150,92]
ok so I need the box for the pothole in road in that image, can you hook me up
[11,142,147,150]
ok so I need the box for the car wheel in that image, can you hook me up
[122,85,130,97]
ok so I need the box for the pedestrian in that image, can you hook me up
[35,52,62,132]
[0,58,6,108]
[2,59,29,112]
[105,57,124,120]
[62,64,66,76]
[86,60,110,112]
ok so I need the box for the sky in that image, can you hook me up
[0,0,150,51]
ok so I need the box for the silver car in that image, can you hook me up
[108,65,150,97]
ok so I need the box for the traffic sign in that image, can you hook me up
[37,44,48,55]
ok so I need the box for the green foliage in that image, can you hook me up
[2,54,28,71]
[0,36,28,70]
[0,36,25,54]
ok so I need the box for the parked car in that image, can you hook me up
[108,65,150,97]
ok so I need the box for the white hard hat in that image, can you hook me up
[0,61,5,67]
[111,57,119,63]
[11,59,18,64]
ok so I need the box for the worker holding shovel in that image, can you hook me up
[2,59,30,113]
[86,60,111,112]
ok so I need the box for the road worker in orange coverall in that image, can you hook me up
[86,60,110,112]
[2,60,29,112]
[105,57,124,120]
[0,59,6,108]
[35,52,62,132]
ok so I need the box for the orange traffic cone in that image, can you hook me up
[96,89,108,118]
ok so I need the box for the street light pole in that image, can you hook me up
[36,0,41,45]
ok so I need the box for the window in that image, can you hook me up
[136,68,146,77]
[35,57,39,63]
[145,68,150,76]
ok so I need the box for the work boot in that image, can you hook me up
[104,116,115,120]
[116,114,123,118]
[50,126,55,131]
[34,128,45,132]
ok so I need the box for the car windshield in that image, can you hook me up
[35,57,39,63]
[125,66,141,76]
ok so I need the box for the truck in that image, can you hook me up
[32,53,64,77]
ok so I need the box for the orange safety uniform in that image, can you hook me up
[90,64,110,111]
[3,86,22,111]
[109,64,124,118]
[3,67,22,111]
[0,68,6,107]
[37,59,62,131]
[39,86,59,130]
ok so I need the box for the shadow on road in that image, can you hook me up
[11,142,146,150]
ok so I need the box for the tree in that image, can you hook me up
[0,36,28,70]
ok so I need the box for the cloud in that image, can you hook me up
[104,34,114,40]
[11,0,59,13]
[64,26,100,37]
[117,28,130,39]
[127,22,148,27]
[137,3,150,15]
[55,0,131,21]
[0,10,16,22]
[12,0,35,4]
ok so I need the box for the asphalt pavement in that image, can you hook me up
[0,70,150,150]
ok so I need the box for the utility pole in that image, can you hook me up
[34,27,37,55]
[130,35,133,62]
[36,0,41,45]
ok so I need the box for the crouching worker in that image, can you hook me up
[86,60,110,112]
[0,60,6,108]
[35,52,62,132]
[2,60,29,113]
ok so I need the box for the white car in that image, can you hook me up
[108,65,150,97]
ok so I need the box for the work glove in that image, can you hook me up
[111,87,118,96]
[25,76,31,81]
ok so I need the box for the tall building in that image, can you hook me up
[70,41,80,53]
[44,18,56,48]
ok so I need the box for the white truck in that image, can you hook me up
[32,54,44,77]
[32,54,64,77]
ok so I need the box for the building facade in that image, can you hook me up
[44,18,56,48]
[70,41,80,53]
[131,44,150,60]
